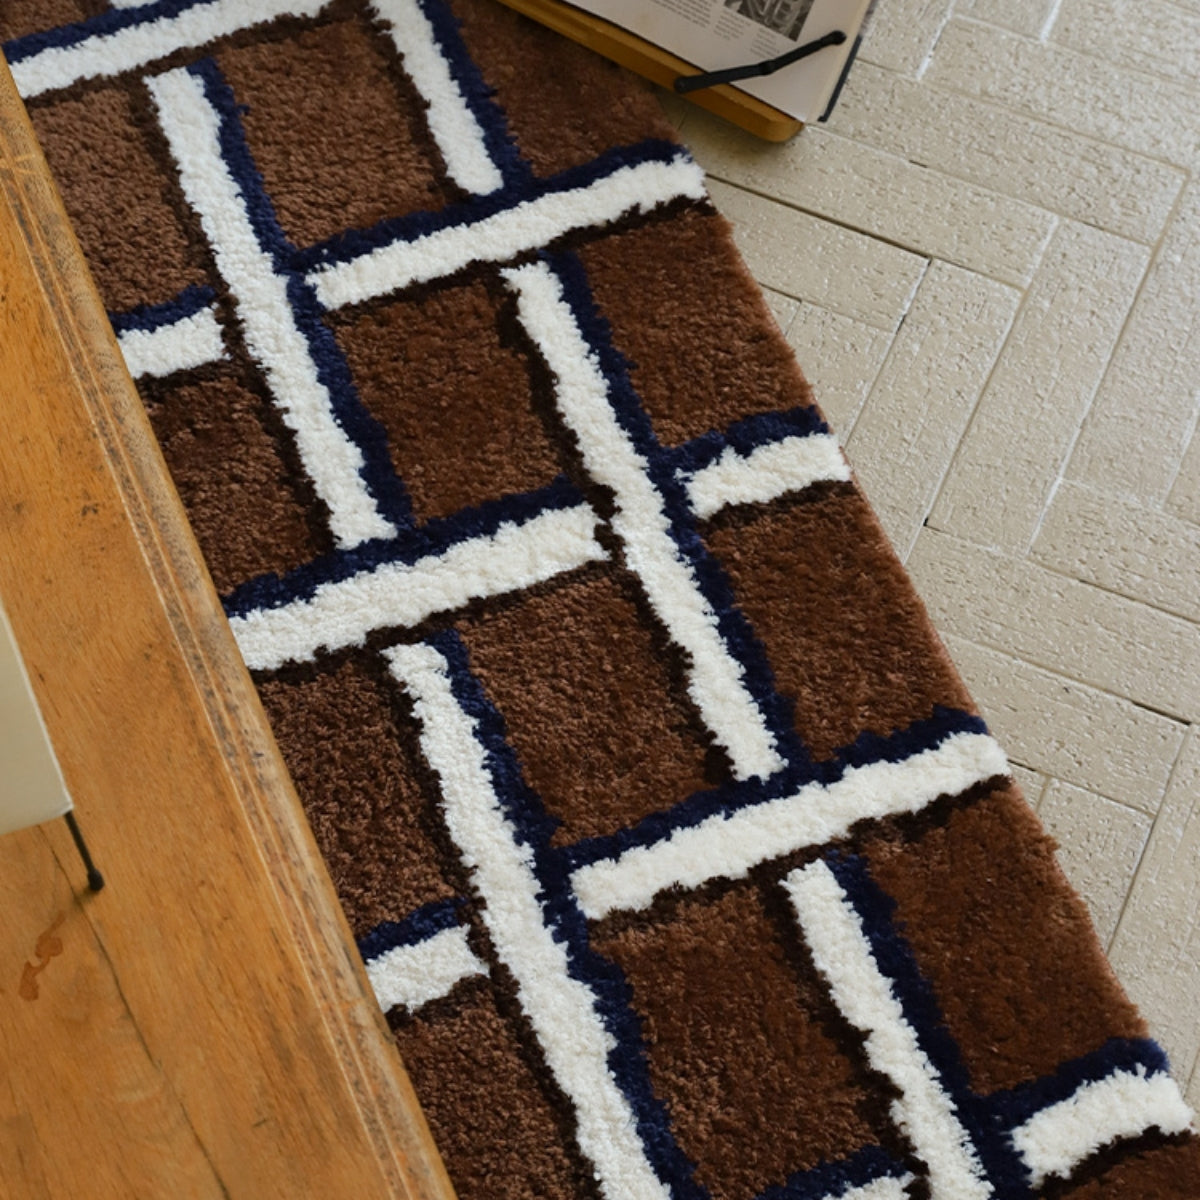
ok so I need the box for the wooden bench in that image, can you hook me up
[0,57,454,1200]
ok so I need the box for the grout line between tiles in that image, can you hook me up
[1106,727,1196,946]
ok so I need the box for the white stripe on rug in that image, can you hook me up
[117,305,225,380]
[13,0,330,98]
[1011,1068,1194,1189]
[685,433,850,519]
[572,731,1009,920]
[370,0,503,196]
[505,259,784,782]
[786,859,994,1200]
[364,925,486,1015]
[229,502,605,671]
[838,1176,916,1200]
[310,155,706,310]
[149,66,396,549]
[387,641,672,1200]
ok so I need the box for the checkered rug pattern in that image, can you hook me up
[7,1,1197,1196]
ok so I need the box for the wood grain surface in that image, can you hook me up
[0,55,456,1200]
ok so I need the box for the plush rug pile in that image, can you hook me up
[6,1,1198,1196]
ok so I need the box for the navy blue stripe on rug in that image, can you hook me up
[221,475,584,620]
[431,630,709,1199]
[109,284,215,337]
[831,707,990,773]
[293,139,693,277]
[357,898,465,964]
[559,706,989,872]
[665,405,833,479]
[755,1144,909,1200]
[4,0,216,64]
[826,851,1035,1198]
[982,1037,1173,1133]
[416,0,529,191]
[188,57,415,532]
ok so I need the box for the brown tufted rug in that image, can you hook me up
[7,1,1198,1196]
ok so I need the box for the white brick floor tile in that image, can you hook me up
[684,114,1055,286]
[1109,730,1200,1092]
[858,0,954,76]
[1065,181,1200,507]
[823,62,1185,243]
[1168,430,1200,526]
[928,221,1148,553]
[954,0,1058,38]
[1052,0,1200,88]
[908,528,1200,722]
[706,178,926,328]
[938,634,1185,812]
[926,19,1200,168]
[1033,482,1200,623]
[784,302,894,437]
[844,261,1019,559]
[1039,782,1153,947]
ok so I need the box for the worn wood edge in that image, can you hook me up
[0,57,456,1200]
[495,0,804,141]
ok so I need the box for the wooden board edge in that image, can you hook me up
[0,57,456,1200]
[496,0,804,141]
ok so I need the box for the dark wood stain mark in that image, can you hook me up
[18,911,66,1001]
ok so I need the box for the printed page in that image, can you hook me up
[0,599,73,836]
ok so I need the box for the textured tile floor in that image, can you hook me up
[662,0,1200,1107]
